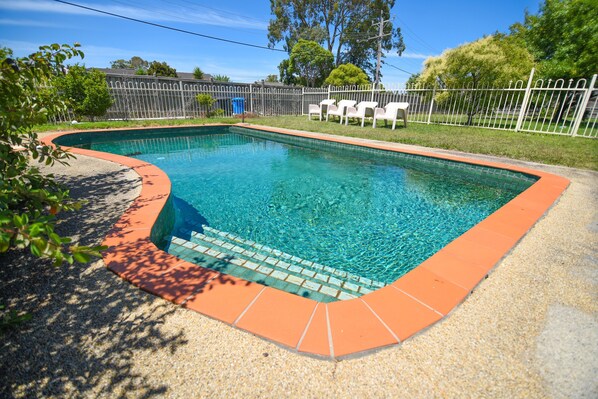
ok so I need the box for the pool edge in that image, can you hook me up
[41,124,570,360]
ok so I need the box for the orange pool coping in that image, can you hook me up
[43,124,570,359]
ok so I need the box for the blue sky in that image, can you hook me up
[0,0,541,85]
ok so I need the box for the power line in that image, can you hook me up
[382,60,416,76]
[394,15,440,54]
[53,0,286,53]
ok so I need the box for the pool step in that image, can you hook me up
[198,225,385,291]
[169,235,352,301]
[183,232,365,298]
[170,223,386,301]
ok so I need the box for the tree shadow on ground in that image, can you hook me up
[0,160,237,398]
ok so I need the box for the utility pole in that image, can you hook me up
[372,11,392,89]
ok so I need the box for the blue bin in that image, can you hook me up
[232,97,245,114]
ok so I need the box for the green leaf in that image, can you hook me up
[49,232,61,245]
[73,252,90,263]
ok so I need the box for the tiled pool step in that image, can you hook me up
[171,224,386,301]
[199,224,386,291]
[169,236,352,301]
[185,231,371,298]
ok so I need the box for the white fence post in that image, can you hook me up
[302,86,305,115]
[515,68,536,131]
[427,86,436,124]
[261,80,265,115]
[179,81,186,118]
[249,84,254,114]
[371,84,376,102]
[570,74,597,137]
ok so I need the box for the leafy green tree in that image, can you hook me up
[193,66,204,80]
[135,67,146,75]
[109,58,129,69]
[56,65,113,121]
[147,61,178,77]
[265,74,279,83]
[278,59,297,85]
[419,35,533,87]
[129,56,149,70]
[418,35,533,125]
[0,43,105,265]
[212,74,231,82]
[289,39,334,87]
[405,73,421,87]
[268,0,405,77]
[109,56,149,71]
[324,63,369,86]
[510,0,598,79]
[196,93,216,117]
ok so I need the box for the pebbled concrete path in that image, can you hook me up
[1,133,596,398]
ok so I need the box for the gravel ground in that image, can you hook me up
[1,137,596,399]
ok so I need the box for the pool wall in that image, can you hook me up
[43,124,570,359]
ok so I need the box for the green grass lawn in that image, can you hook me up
[35,115,598,170]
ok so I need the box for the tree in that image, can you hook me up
[418,35,533,125]
[289,39,334,87]
[147,61,177,78]
[109,58,129,69]
[265,74,279,83]
[193,66,204,80]
[405,73,421,88]
[278,59,297,85]
[109,56,149,71]
[419,35,533,88]
[510,0,598,79]
[0,43,104,265]
[196,93,216,117]
[212,74,231,82]
[56,65,113,121]
[324,63,369,86]
[268,0,405,77]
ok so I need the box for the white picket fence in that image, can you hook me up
[93,71,597,138]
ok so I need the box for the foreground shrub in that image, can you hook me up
[0,43,105,265]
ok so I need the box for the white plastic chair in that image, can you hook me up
[308,99,336,121]
[326,100,357,124]
[344,101,378,127]
[373,102,409,129]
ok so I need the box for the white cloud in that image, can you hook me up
[0,0,267,30]
[0,39,41,54]
[0,18,61,28]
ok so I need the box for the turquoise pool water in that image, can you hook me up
[57,126,536,292]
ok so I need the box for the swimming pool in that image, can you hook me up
[47,124,569,358]
[56,125,537,303]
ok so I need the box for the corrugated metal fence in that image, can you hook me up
[96,71,597,138]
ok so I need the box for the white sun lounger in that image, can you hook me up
[326,100,357,124]
[344,101,378,127]
[373,102,409,129]
[308,99,336,121]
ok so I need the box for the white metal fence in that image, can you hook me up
[303,70,597,138]
[104,74,302,120]
[85,71,597,138]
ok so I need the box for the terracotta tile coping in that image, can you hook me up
[42,123,569,360]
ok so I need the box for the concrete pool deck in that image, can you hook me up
[41,125,569,359]
[1,126,596,397]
